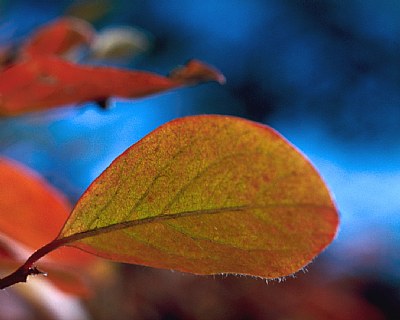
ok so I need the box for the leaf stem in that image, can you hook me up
[0,238,66,289]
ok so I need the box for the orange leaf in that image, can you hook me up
[19,17,94,59]
[0,158,100,295]
[51,115,338,279]
[0,158,72,248]
[0,57,224,116]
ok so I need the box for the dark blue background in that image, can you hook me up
[1,0,399,315]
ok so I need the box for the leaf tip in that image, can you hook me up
[169,59,226,85]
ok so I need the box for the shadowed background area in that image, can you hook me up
[0,0,399,319]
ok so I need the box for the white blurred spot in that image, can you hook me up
[90,26,152,60]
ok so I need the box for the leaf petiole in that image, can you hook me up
[0,238,65,289]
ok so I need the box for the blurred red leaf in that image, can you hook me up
[0,158,101,295]
[0,158,72,248]
[0,57,224,116]
[0,17,224,116]
[19,17,95,59]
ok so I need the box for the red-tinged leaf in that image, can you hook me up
[46,115,339,279]
[19,17,94,59]
[0,158,72,249]
[0,158,101,295]
[0,57,224,116]
[169,59,226,84]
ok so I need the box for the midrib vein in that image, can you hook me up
[60,205,249,244]
[59,203,334,245]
